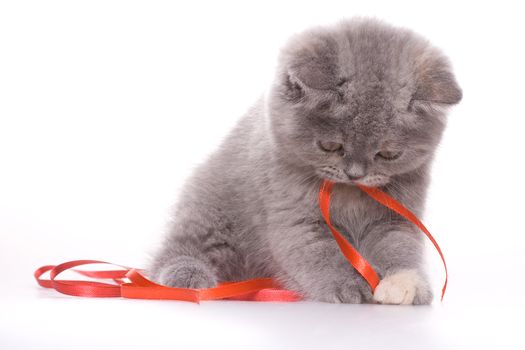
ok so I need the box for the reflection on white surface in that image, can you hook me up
[0,281,522,350]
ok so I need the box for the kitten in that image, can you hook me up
[148,18,461,304]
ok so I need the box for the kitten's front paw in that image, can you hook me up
[155,256,217,289]
[334,279,371,303]
[308,277,373,304]
[373,269,432,305]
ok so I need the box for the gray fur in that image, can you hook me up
[148,18,461,304]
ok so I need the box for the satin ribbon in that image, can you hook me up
[35,179,447,302]
[34,260,301,302]
[356,184,448,300]
[320,180,447,300]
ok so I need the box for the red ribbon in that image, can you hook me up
[34,260,301,302]
[35,180,447,302]
[318,181,381,291]
[356,184,448,301]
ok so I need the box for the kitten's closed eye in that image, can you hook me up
[318,140,343,153]
[375,150,403,160]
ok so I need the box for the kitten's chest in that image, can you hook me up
[326,185,382,240]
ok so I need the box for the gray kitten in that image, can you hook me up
[148,18,461,304]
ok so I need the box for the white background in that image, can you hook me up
[1,0,524,349]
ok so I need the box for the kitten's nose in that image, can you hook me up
[346,173,363,181]
[345,163,366,180]
[345,172,364,181]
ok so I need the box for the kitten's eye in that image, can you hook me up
[318,141,343,153]
[375,150,403,160]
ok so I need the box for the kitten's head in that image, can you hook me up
[267,19,462,187]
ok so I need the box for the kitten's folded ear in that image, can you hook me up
[413,55,462,105]
[280,66,336,102]
[281,72,306,101]
[287,60,337,91]
[280,31,339,92]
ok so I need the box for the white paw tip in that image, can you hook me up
[373,269,422,305]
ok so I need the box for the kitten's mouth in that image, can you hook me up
[317,169,389,187]
[352,175,390,187]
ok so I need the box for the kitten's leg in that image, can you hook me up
[360,226,433,305]
[269,219,374,303]
[154,255,218,289]
[148,234,219,289]
[148,207,240,289]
